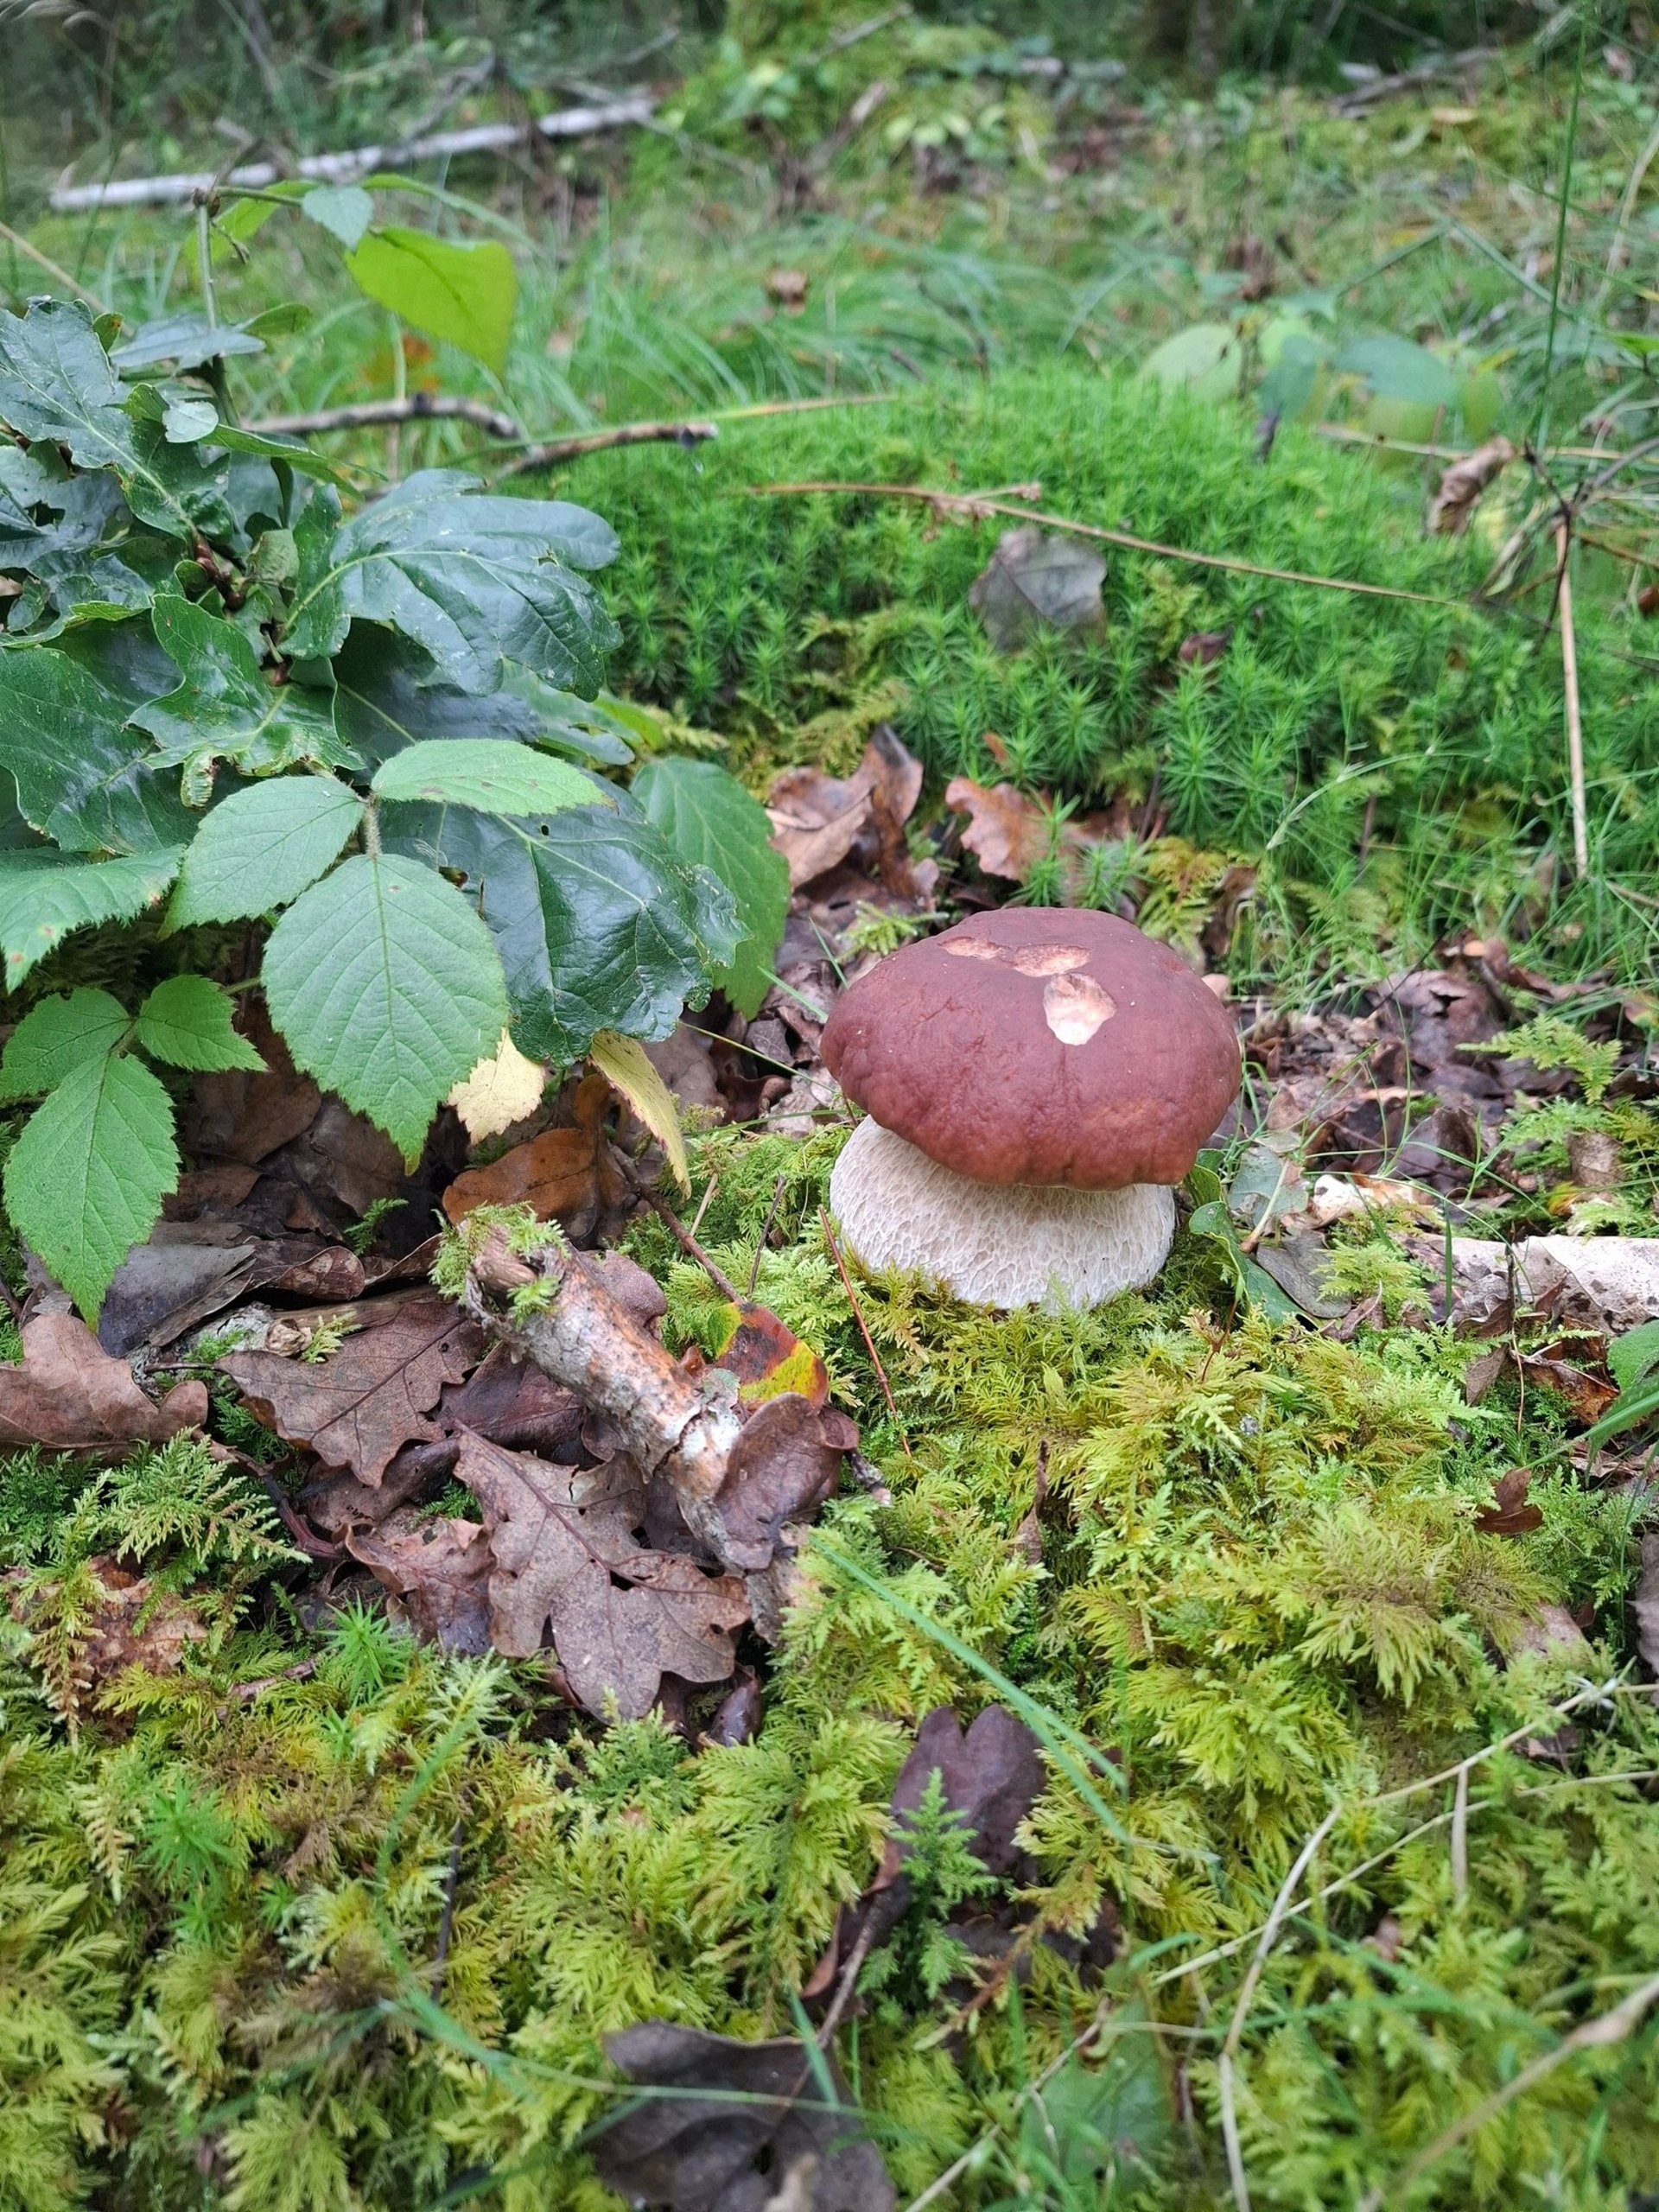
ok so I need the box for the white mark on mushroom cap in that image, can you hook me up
[1008,944,1090,976]
[943,938,1005,962]
[1044,973,1116,1044]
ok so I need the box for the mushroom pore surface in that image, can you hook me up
[829,1118,1177,1311]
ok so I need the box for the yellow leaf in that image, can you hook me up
[446,1030,546,1141]
[588,1029,689,1192]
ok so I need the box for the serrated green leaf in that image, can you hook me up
[302,183,374,251]
[0,848,182,986]
[3,1050,179,1321]
[262,852,508,1161]
[0,645,194,852]
[0,988,132,1102]
[632,757,789,1019]
[345,227,516,373]
[371,737,606,816]
[134,975,265,1071]
[386,802,739,1065]
[330,629,633,768]
[283,470,620,695]
[168,774,363,926]
[0,298,231,539]
[130,594,355,782]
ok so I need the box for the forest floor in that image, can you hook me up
[7,14,1659,2212]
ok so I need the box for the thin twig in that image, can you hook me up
[220,1444,343,1558]
[226,1659,317,1702]
[0,219,112,310]
[817,1916,880,2049]
[747,480,1469,609]
[253,394,522,439]
[820,1205,910,1456]
[1450,1764,1470,1902]
[643,1189,743,1304]
[749,1174,790,1297]
[687,1177,719,1243]
[431,1813,466,1999]
[497,418,719,480]
[1555,518,1590,879]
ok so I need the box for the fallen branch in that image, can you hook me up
[498,418,720,479]
[253,394,524,440]
[747,480,1470,610]
[49,93,655,212]
[1330,45,1494,117]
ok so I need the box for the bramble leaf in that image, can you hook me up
[3,1050,180,1322]
[262,852,509,1162]
[0,848,182,985]
[0,988,132,1102]
[130,594,354,781]
[345,227,516,373]
[168,774,363,926]
[632,758,789,1019]
[134,976,265,1072]
[283,470,620,695]
[370,737,604,817]
[386,802,739,1065]
[0,645,194,852]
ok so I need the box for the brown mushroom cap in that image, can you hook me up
[821,907,1240,1189]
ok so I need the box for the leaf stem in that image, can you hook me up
[195,197,218,330]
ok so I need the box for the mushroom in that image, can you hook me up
[820,907,1241,1311]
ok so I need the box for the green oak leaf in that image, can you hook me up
[330,628,634,769]
[0,298,231,539]
[262,852,509,1162]
[0,645,194,852]
[130,594,355,781]
[134,975,265,1072]
[385,801,739,1066]
[168,774,364,927]
[0,988,133,1102]
[0,848,182,986]
[283,470,620,696]
[371,737,606,816]
[345,226,515,373]
[632,757,789,1019]
[3,1050,180,1322]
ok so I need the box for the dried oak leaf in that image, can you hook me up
[454,1430,750,1717]
[1518,1352,1618,1427]
[766,728,922,893]
[944,776,1052,883]
[1426,435,1516,536]
[0,1313,207,1450]
[347,1507,493,1652]
[712,1392,855,1573]
[442,1070,631,1237]
[594,2024,894,2212]
[1476,1467,1546,1538]
[222,1291,485,1486]
[968,524,1106,652]
[8,1555,207,1719]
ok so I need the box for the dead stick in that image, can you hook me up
[497,419,720,478]
[643,1190,743,1304]
[747,480,1468,610]
[431,1812,466,1997]
[817,1915,880,2049]
[222,1446,343,1558]
[0,219,111,310]
[749,1173,790,1297]
[253,394,522,440]
[821,1206,910,1457]
[1555,518,1590,879]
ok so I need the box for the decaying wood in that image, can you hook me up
[464,1231,745,1553]
[49,93,655,211]
[253,395,524,440]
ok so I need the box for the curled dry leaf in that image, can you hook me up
[712,1392,855,1573]
[594,2024,895,2212]
[944,776,1052,883]
[446,1028,547,1141]
[968,524,1106,652]
[454,1429,750,1717]
[766,726,923,892]
[1476,1466,1545,1538]
[222,1290,485,1486]
[442,1070,632,1238]
[690,1300,830,1408]
[0,1313,207,1450]
[1426,435,1517,536]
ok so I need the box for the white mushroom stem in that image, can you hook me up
[828,1118,1177,1313]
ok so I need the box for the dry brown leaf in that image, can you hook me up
[222,1291,485,1486]
[8,1555,207,1724]
[766,728,924,893]
[1476,1466,1546,1537]
[766,267,809,311]
[347,1507,493,1651]
[0,1313,207,1450]
[455,1430,750,1716]
[1427,435,1518,536]
[944,776,1052,882]
[447,1029,547,1141]
[711,1393,854,1573]
[442,1071,631,1236]
[1635,1534,1659,1683]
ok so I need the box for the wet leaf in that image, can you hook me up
[593,2024,894,2212]
[442,1071,632,1241]
[704,1302,830,1409]
[454,1431,750,1716]
[222,1290,484,1485]
[347,1506,493,1652]
[968,524,1106,652]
